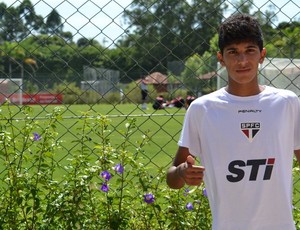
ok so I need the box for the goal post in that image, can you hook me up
[0,78,23,105]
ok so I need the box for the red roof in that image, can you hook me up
[197,71,218,80]
[144,72,168,84]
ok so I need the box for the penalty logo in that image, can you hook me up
[241,122,260,142]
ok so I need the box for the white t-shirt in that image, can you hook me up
[178,86,300,230]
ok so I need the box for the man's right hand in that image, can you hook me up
[167,147,205,189]
[176,155,205,186]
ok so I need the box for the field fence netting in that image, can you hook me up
[1,0,300,210]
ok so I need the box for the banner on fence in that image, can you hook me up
[0,94,63,105]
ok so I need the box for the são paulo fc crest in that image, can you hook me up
[241,122,260,142]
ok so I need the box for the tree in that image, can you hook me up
[77,38,90,48]
[0,41,37,86]
[121,0,227,79]
[19,0,44,34]
[77,38,101,48]
[180,53,205,94]
[265,22,300,58]
[0,4,26,41]
[232,0,253,14]
[42,9,63,35]
[0,0,43,42]
[17,35,78,86]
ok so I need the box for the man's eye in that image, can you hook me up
[228,50,236,54]
[247,49,256,53]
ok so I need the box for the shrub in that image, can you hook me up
[0,102,213,229]
[51,81,123,105]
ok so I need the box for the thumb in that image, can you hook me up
[186,155,195,166]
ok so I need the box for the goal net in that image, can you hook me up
[0,78,23,105]
[217,58,300,96]
[81,66,120,94]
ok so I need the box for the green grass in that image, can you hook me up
[1,103,185,170]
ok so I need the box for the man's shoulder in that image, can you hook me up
[265,86,298,99]
[195,88,225,102]
[187,89,225,111]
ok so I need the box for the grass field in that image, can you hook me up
[0,103,185,170]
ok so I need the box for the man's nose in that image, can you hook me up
[237,53,248,64]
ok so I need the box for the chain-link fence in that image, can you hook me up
[0,0,300,226]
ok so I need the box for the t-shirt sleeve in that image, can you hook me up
[294,96,300,150]
[178,103,202,157]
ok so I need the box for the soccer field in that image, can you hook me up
[0,103,185,170]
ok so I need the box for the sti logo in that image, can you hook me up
[241,122,260,142]
[227,158,275,182]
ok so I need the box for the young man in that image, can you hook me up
[167,13,300,230]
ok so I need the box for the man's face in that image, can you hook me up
[217,42,266,86]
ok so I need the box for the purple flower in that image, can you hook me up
[186,202,193,211]
[100,171,112,181]
[100,183,109,192]
[33,132,41,141]
[184,188,190,196]
[114,164,124,174]
[144,193,155,204]
[203,188,207,197]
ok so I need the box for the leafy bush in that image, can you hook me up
[101,91,123,104]
[51,81,87,104]
[0,102,211,229]
[51,81,123,105]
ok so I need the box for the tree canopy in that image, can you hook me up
[121,0,227,76]
[0,0,299,89]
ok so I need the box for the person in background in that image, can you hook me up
[171,96,185,108]
[140,77,148,110]
[185,95,196,109]
[166,13,300,230]
[152,95,165,110]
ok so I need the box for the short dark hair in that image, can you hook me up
[218,14,263,53]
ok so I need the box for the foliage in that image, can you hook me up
[0,103,63,229]
[24,80,39,94]
[122,0,227,76]
[180,53,208,95]
[0,103,212,229]
[293,161,300,229]
[0,0,43,42]
[51,81,86,104]
[42,9,63,34]
[265,23,300,59]
[50,81,122,105]
[0,0,299,86]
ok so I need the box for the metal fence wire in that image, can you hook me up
[1,0,300,212]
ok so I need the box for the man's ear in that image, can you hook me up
[259,48,267,64]
[217,51,225,66]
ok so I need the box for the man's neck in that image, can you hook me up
[226,84,265,97]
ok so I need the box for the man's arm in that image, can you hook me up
[166,146,205,189]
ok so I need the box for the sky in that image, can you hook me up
[2,0,300,46]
